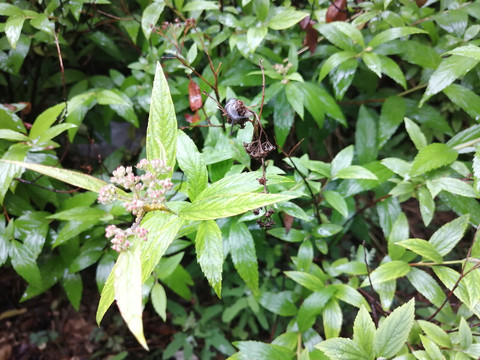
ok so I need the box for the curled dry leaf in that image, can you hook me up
[326,0,348,23]
[185,111,200,123]
[188,79,202,112]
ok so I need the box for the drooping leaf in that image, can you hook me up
[268,9,308,30]
[114,244,148,350]
[323,190,348,218]
[229,222,259,295]
[397,238,443,263]
[443,84,480,120]
[417,186,435,226]
[356,105,377,164]
[247,26,268,53]
[406,267,445,307]
[417,320,452,349]
[274,89,295,148]
[378,97,406,149]
[361,260,410,287]
[196,220,223,297]
[259,291,297,316]
[151,282,167,321]
[368,27,427,48]
[323,299,342,339]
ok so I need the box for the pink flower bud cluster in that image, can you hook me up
[105,224,148,252]
[98,158,173,252]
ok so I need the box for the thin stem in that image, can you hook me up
[453,137,480,151]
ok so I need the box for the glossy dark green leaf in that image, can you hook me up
[285,82,304,119]
[420,55,479,106]
[331,145,353,176]
[182,0,218,11]
[368,27,427,48]
[404,117,427,150]
[5,15,25,49]
[10,240,42,286]
[378,54,406,89]
[406,268,445,307]
[409,143,458,177]
[323,299,342,339]
[319,51,357,82]
[439,192,480,226]
[356,105,377,163]
[429,214,469,257]
[330,58,358,100]
[297,287,336,332]
[443,84,480,121]
[0,35,31,75]
[446,44,480,60]
[323,190,348,218]
[229,222,259,295]
[62,272,83,310]
[267,227,307,242]
[434,8,468,37]
[274,90,294,148]
[361,261,410,287]
[151,282,167,321]
[297,239,314,272]
[362,52,382,77]
[316,23,355,51]
[314,224,343,238]
[378,97,406,149]
[196,220,223,297]
[0,144,30,204]
[373,299,414,358]
[298,82,325,127]
[268,9,308,30]
[247,26,268,53]
[417,186,435,226]
[253,0,269,21]
[259,291,297,316]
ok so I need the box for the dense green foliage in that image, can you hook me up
[2,0,480,358]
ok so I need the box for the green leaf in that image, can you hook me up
[335,165,378,180]
[459,317,473,350]
[331,145,354,176]
[316,338,371,360]
[323,190,348,218]
[381,158,411,177]
[323,299,342,338]
[10,240,42,286]
[146,62,177,178]
[179,192,294,220]
[1,160,108,193]
[284,271,324,292]
[297,287,336,332]
[373,298,415,358]
[285,82,304,119]
[378,55,407,89]
[114,244,148,350]
[196,220,223,297]
[235,341,295,360]
[194,172,264,200]
[151,282,167,321]
[368,27,427,48]
[429,214,469,257]
[397,238,443,263]
[182,1,219,11]
[247,26,268,53]
[268,227,307,242]
[314,224,343,238]
[330,58,358,100]
[62,272,82,310]
[333,284,369,309]
[417,320,451,349]
[30,13,55,36]
[388,212,408,260]
[274,89,294,148]
[5,15,25,49]
[356,105,377,163]
[406,267,445,307]
[420,55,480,106]
[177,131,208,201]
[409,143,458,177]
[330,22,364,48]
[378,97,406,149]
[0,144,29,204]
[268,9,308,30]
[299,82,325,128]
[433,266,472,309]
[417,186,435,226]
[420,335,443,359]
[353,305,376,356]
[475,145,480,194]
[259,291,297,316]
[446,44,480,60]
[362,52,382,77]
[253,0,269,21]
[0,129,29,142]
[404,117,427,150]
[142,1,165,40]
[432,177,476,197]
[318,51,357,82]
[443,84,480,120]
[439,192,480,226]
[29,103,66,141]
[316,23,356,51]
[361,261,410,287]
[229,222,259,295]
